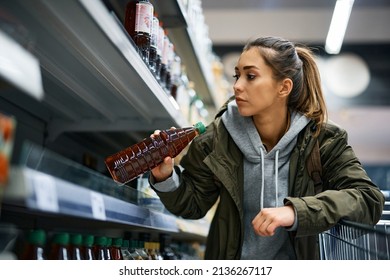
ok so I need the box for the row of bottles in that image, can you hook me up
[17,229,189,260]
[123,0,181,98]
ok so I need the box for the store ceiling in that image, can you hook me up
[202,0,390,165]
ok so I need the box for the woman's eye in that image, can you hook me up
[232,74,239,81]
[247,74,255,80]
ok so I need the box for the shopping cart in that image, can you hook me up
[319,201,390,260]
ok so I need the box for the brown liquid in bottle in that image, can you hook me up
[105,122,206,184]
[125,0,154,63]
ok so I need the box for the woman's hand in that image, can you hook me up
[252,205,295,236]
[150,129,175,182]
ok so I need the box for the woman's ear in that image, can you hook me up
[279,78,293,98]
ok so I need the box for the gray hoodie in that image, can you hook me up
[222,100,310,259]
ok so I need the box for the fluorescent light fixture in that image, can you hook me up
[325,0,354,54]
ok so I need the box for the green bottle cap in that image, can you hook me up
[70,234,82,246]
[95,236,107,246]
[27,229,46,246]
[194,122,206,134]
[52,233,70,246]
[82,235,94,246]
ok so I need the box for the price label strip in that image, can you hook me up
[90,191,106,220]
[32,173,59,212]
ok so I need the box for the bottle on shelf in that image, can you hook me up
[69,233,83,260]
[159,31,170,88]
[149,14,159,75]
[135,240,151,260]
[120,239,133,260]
[93,236,108,260]
[19,229,46,260]
[48,232,70,260]
[124,0,154,63]
[81,234,95,260]
[105,237,113,260]
[128,240,143,260]
[110,237,123,260]
[159,233,179,260]
[105,122,206,185]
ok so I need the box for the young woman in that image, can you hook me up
[149,37,385,259]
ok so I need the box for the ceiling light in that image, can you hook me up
[325,0,354,54]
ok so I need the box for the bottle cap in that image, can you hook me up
[194,122,206,134]
[27,229,46,246]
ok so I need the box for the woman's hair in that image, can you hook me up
[243,37,327,136]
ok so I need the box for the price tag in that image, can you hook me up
[32,173,59,212]
[90,191,106,220]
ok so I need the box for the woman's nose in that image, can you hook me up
[233,79,243,92]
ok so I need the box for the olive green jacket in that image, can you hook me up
[154,105,385,260]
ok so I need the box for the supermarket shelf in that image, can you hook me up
[3,166,208,238]
[0,0,189,141]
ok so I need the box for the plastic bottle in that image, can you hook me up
[125,0,154,63]
[105,122,206,184]
[81,234,95,260]
[49,232,70,260]
[20,229,46,260]
[69,233,83,260]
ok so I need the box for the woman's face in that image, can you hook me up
[233,47,284,117]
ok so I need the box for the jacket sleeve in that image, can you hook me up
[285,126,385,237]
[151,128,220,220]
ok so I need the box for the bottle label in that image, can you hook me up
[135,3,153,34]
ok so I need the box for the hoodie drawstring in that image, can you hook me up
[260,148,265,210]
[275,150,279,207]
[260,148,280,209]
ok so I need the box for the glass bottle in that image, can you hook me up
[159,233,178,260]
[105,122,206,184]
[110,237,123,260]
[125,0,154,63]
[120,239,133,260]
[128,240,143,260]
[69,233,83,260]
[49,232,70,260]
[81,234,95,260]
[105,237,113,260]
[149,15,159,74]
[135,240,151,260]
[20,229,46,260]
[93,236,107,260]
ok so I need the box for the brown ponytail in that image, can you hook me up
[295,46,327,136]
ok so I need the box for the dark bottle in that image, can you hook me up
[125,0,154,63]
[81,234,95,260]
[69,234,83,260]
[49,232,70,260]
[93,236,107,260]
[105,122,206,185]
[20,229,46,260]
[110,237,123,260]
[159,233,179,260]
[105,237,113,260]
